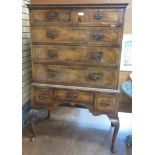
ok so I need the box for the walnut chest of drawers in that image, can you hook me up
[28,2,128,153]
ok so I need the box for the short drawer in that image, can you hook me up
[31,87,52,106]
[75,9,123,26]
[54,89,93,103]
[30,9,73,25]
[94,93,117,112]
[32,45,120,67]
[31,26,122,46]
[32,64,118,89]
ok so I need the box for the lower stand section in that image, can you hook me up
[110,118,120,153]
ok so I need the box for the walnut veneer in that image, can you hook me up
[27,2,128,153]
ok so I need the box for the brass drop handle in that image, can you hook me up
[67,92,77,99]
[47,32,57,38]
[100,102,110,106]
[48,51,57,57]
[89,73,101,81]
[91,52,102,60]
[39,95,48,99]
[47,13,56,20]
[94,11,102,20]
[48,71,57,77]
[93,33,103,40]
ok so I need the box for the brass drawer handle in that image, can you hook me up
[100,102,110,107]
[48,51,57,57]
[67,92,77,99]
[93,33,103,41]
[48,71,57,77]
[47,32,57,38]
[47,13,56,20]
[94,11,102,20]
[91,52,102,60]
[89,73,101,81]
[39,95,48,99]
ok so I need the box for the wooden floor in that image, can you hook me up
[22,107,132,155]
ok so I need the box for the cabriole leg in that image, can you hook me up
[47,110,50,119]
[110,118,120,153]
[29,110,36,142]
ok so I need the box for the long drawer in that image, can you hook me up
[32,64,119,89]
[32,45,121,67]
[31,26,122,45]
[30,8,123,26]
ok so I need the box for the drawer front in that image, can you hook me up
[30,9,73,24]
[33,45,120,67]
[94,93,116,112]
[75,9,123,25]
[33,64,118,89]
[54,89,93,103]
[31,87,52,106]
[31,26,122,45]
